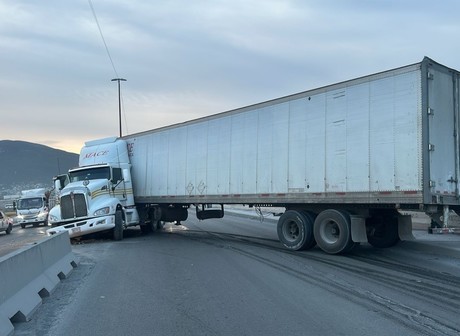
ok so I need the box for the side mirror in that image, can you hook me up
[54,174,69,190]
[55,179,62,191]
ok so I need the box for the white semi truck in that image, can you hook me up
[48,57,460,254]
[16,188,50,228]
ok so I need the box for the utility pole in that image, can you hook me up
[111,78,127,137]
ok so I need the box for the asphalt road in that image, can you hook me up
[12,214,460,336]
[0,224,50,258]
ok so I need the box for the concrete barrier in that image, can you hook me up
[0,231,77,336]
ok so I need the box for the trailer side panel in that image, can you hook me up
[127,63,425,205]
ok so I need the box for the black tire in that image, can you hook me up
[113,209,124,241]
[140,207,162,234]
[5,224,12,234]
[152,207,163,231]
[313,209,355,254]
[366,210,400,248]
[277,210,315,251]
[301,211,317,249]
[140,224,152,234]
[20,223,26,229]
[156,221,165,230]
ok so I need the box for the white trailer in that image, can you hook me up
[48,57,460,254]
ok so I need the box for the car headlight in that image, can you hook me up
[93,207,110,216]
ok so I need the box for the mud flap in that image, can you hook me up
[350,215,368,243]
[398,214,415,241]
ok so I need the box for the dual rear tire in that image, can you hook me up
[277,208,401,254]
[277,209,355,254]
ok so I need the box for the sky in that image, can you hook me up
[2,0,460,154]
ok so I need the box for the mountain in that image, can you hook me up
[0,140,79,193]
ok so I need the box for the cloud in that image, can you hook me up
[1,0,460,154]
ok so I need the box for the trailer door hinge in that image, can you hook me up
[447,176,458,183]
[427,107,434,115]
[428,143,435,151]
[429,180,436,188]
[427,72,434,80]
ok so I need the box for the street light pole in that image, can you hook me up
[111,78,127,137]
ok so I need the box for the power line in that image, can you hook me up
[88,0,119,78]
[88,0,129,134]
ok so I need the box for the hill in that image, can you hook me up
[0,140,79,193]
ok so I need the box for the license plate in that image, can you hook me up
[71,227,81,234]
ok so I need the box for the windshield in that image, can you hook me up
[17,197,44,210]
[69,166,111,182]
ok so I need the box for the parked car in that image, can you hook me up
[0,210,13,235]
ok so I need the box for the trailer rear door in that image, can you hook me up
[426,63,459,200]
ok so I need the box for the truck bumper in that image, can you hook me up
[18,217,48,226]
[46,215,115,238]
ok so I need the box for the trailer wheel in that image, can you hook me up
[141,207,162,234]
[366,211,400,248]
[156,221,165,231]
[277,210,315,251]
[314,209,355,254]
[113,209,124,241]
[301,211,317,249]
[140,219,156,234]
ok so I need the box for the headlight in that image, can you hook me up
[49,214,58,222]
[94,207,110,216]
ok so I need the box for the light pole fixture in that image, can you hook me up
[111,78,127,137]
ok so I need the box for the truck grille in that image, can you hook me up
[61,193,88,219]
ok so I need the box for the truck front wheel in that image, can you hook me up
[314,209,355,254]
[113,209,124,241]
[277,210,315,251]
